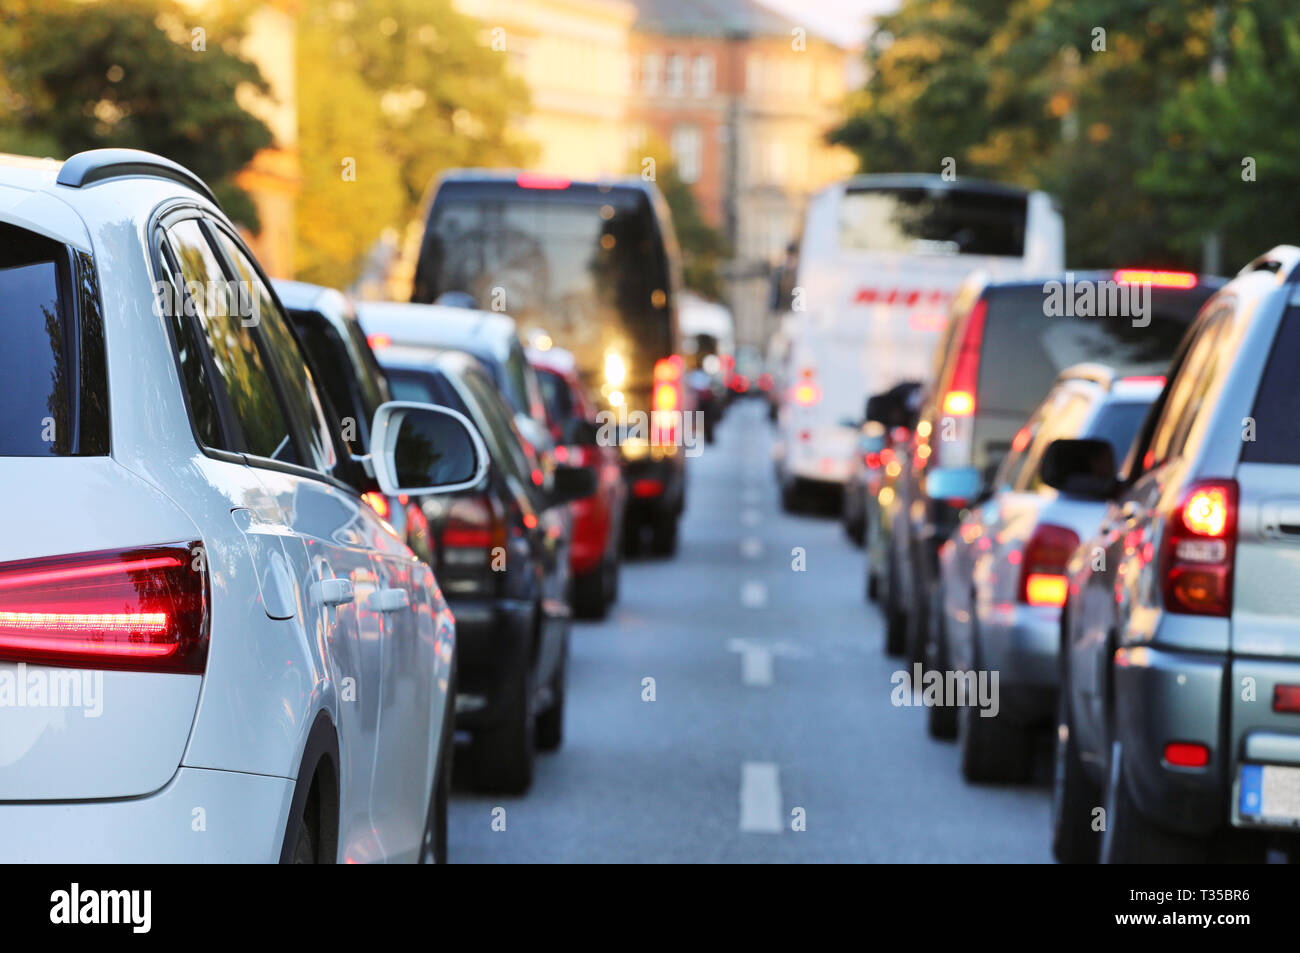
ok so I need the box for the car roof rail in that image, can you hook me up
[56,149,220,207]
[1056,362,1113,389]
[1237,245,1300,283]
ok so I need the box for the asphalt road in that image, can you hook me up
[449,399,1052,862]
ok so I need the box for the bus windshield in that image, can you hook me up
[838,187,1027,258]
[414,180,675,396]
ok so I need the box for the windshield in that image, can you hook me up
[839,187,1027,257]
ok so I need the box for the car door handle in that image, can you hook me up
[311,578,354,607]
[369,588,410,613]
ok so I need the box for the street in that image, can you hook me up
[450,400,1052,863]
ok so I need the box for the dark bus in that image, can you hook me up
[412,171,687,555]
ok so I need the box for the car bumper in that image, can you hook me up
[624,455,685,517]
[448,597,534,729]
[978,602,1060,722]
[1113,644,1227,836]
[0,766,294,862]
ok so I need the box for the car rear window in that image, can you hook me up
[0,224,109,456]
[1085,400,1153,463]
[976,284,1207,418]
[536,367,575,424]
[1241,305,1300,464]
[839,186,1028,257]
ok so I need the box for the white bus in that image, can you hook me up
[771,174,1064,509]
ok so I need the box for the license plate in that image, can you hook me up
[1239,763,1300,824]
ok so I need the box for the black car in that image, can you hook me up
[375,345,594,794]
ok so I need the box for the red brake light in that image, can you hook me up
[516,173,570,190]
[864,451,882,469]
[1115,269,1197,289]
[943,298,986,418]
[1163,479,1237,616]
[633,478,664,498]
[0,543,208,673]
[1274,684,1300,714]
[652,357,682,445]
[366,333,391,350]
[1018,523,1080,607]
[442,494,504,552]
[1163,742,1210,767]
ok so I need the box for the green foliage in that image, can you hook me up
[295,0,534,286]
[833,0,1296,272]
[0,0,272,231]
[631,140,729,300]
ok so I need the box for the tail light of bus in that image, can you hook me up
[0,543,208,674]
[1162,480,1237,617]
[942,298,987,418]
[652,356,682,446]
[1018,523,1080,608]
[791,367,821,407]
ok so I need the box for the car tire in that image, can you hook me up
[290,811,316,864]
[780,477,801,513]
[1051,689,1100,863]
[572,562,611,620]
[903,579,928,664]
[650,512,679,556]
[1100,741,1209,863]
[926,608,957,740]
[470,662,536,795]
[883,550,906,656]
[535,641,566,752]
[845,514,865,547]
[420,661,456,864]
[957,628,1033,783]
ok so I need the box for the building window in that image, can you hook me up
[642,52,661,94]
[692,54,714,97]
[666,54,685,96]
[672,125,702,184]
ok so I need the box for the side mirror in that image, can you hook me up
[924,466,982,506]
[549,463,597,507]
[1040,438,1117,499]
[368,401,489,496]
[561,417,602,447]
[865,393,892,425]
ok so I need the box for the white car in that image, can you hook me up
[0,149,488,863]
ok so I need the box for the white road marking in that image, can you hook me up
[726,639,775,687]
[739,762,783,833]
[740,580,767,608]
[740,537,762,559]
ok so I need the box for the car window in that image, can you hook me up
[0,224,108,456]
[460,366,541,493]
[291,313,364,452]
[1240,304,1300,465]
[995,405,1047,491]
[165,219,296,463]
[1084,400,1153,469]
[156,240,224,450]
[1143,307,1230,471]
[536,367,575,425]
[212,228,337,474]
[1021,391,1091,493]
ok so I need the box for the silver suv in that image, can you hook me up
[1050,245,1300,863]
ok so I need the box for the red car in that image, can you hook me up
[529,346,627,619]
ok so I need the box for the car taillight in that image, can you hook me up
[793,381,821,406]
[1018,523,1080,608]
[366,333,391,350]
[441,494,506,568]
[361,491,390,519]
[0,543,208,674]
[561,444,600,469]
[633,478,664,498]
[1163,479,1237,616]
[1115,269,1197,289]
[864,451,882,469]
[942,298,986,418]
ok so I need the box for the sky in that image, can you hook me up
[754,0,898,47]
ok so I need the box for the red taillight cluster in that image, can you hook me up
[0,543,208,673]
[442,494,504,556]
[942,298,987,418]
[1018,523,1080,608]
[1163,480,1237,617]
[652,356,682,446]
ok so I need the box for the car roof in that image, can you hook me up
[356,300,519,361]
[272,278,357,331]
[372,341,487,378]
[0,148,220,251]
[840,173,1033,198]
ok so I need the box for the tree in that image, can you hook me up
[0,0,273,230]
[631,140,729,301]
[295,0,534,286]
